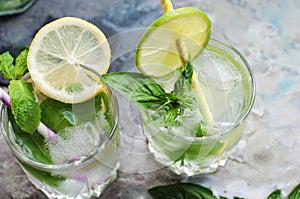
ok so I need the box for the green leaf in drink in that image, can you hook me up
[19,161,65,187]
[7,110,52,164]
[40,93,104,133]
[102,72,167,110]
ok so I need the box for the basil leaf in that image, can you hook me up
[164,107,181,125]
[174,59,194,92]
[196,121,206,137]
[102,72,167,109]
[267,189,281,199]
[288,183,300,199]
[173,60,195,113]
[174,154,185,166]
[184,141,224,161]
[184,59,194,82]
[148,183,217,199]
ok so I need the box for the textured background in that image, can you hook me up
[0,0,299,198]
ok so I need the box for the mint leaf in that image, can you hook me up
[8,111,65,186]
[288,183,300,199]
[8,80,41,134]
[99,91,113,128]
[14,48,28,79]
[267,189,281,199]
[7,110,52,164]
[40,93,104,133]
[148,183,217,199]
[20,162,65,187]
[0,49,28,80]
[0,51,15,79]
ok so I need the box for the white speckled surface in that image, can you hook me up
[0,0,299,198]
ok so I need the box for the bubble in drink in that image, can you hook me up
[48,112,110,164]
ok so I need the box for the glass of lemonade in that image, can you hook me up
[141,39,255,176]
[0,71,119,198]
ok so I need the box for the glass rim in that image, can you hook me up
[0,73,119,170]
[155,38,256,142]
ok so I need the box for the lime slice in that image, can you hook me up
[27,17,111,103]
[135,7,211,77]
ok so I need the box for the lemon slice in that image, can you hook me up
[27,17,111,103]
[135,7,211,77]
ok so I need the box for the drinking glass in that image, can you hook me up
[0,71,119,198]
[142,39,255,176]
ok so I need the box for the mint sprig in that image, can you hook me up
[0,49,41,134]
[0,48,28,80]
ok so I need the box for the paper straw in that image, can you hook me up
[0,87,59,143]
[162,1,214,125]
[175,37,189,67]
[160,0,174,12]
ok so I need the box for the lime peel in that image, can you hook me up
[135,7,211,78]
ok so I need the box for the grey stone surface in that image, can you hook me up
[0,0,300,198]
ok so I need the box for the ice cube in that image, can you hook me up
[193,50,242,92]
[48,113,109,164]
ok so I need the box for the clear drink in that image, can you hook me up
[0,72,119,198]
[142,39,255,175]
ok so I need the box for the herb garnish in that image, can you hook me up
[0,49,41,134]
[102,60,196,126]
[148,182,300,199]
